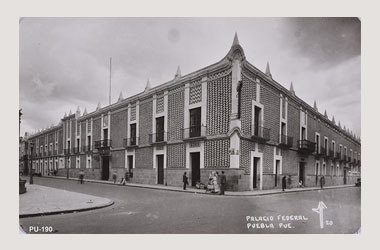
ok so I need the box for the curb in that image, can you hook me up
[39,176,357,197]
[19,199,114,218]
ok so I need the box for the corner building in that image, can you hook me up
[26,34,361,191]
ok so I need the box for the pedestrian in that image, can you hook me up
[320,176,325,189]
[213,172,220,193]
[298,180,304,188]
[79,169,84,184]
[220,171,227,195]
[282,175,287,191]
[112,170,117,183]
[183,172,189,190]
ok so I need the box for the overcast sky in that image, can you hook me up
[19,17,361,138]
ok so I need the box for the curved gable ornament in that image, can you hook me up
[228,126,242,137]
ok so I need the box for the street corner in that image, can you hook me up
[19,184,114,218]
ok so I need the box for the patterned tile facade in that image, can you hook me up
[205,139,230,168]
[189,81,202,104]
[168,86,184,141]
[207,72,231,135]
[167,143,186,168]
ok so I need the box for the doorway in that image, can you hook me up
[343,168,347,184]
[275,160,280,187]
[253,157,259,188]
[128,155,133,175]
[101,156,110,180]
[299,162,305,186]
[157,155,164,184]
[190,152,200,186]
[315,162,319,185]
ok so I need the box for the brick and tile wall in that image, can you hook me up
[139,99,153,145]
[168,86,184,141]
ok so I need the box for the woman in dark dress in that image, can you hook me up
[282,175,287,191]
[183,172,189,190]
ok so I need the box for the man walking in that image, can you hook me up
[183,172,189,190]
[282,175,287,191]
[220,171,226,195]
[79,169,84,184]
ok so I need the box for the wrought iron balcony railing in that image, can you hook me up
[251,125,270,142]
[95,139,112,149]
[149,132,167,144]
[297,140,316,154]
[123,137,139,148]
[64,148,71,155]
[183,125,207,140]
[278,134,293,148]
[82,145,92,153]
[73,147,81,154]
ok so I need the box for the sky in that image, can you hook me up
[19,17,361,138]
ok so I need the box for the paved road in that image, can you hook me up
[19,177,361,234]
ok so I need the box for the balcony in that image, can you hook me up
[278,134,293,148]
[251,125,270,143]
[348,156,352,162]
[297,140,316,154]
[183,125,207,141]
[82,145,92,153]
[327,150,334,159]
[123,137,139,148]
[334,152,341,161]
[149,132,167,145]
[73,147,81,154]
[64,149,71,155]
[95,139,112,149]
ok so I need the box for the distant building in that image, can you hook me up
[19,135,29,175]
[25,34,361,191]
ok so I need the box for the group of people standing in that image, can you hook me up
[183,171,227,195]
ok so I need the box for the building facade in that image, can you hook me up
[24,34,361,191]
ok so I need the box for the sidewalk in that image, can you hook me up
[41,175,356,197]
[19,183,114,218]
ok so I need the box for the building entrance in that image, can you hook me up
[157,155,164,184]
[101,156,110,180]
[299,162,305,186]
[190,152,200,186]
[253,157,259,189]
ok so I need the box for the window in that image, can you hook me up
[130,124,136,145]
[156,116,165,142]
[87,135,91,150]
[332,141,336,157]
[315,133,320,153]
[324,137,328,154]
[189,107,201,137]
[103,115,108,128]
[87,158,91,169]
[253,106,262,136]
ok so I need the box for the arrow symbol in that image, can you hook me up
[312,201,327,229]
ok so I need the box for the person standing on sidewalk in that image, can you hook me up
[282,175,287,191]
[183,172,189,190]
[112,170,117,183]
[79,170,84,184]
[320,176,325,189]
[220,171,227,195]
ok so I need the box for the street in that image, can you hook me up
[19,177,361,234]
